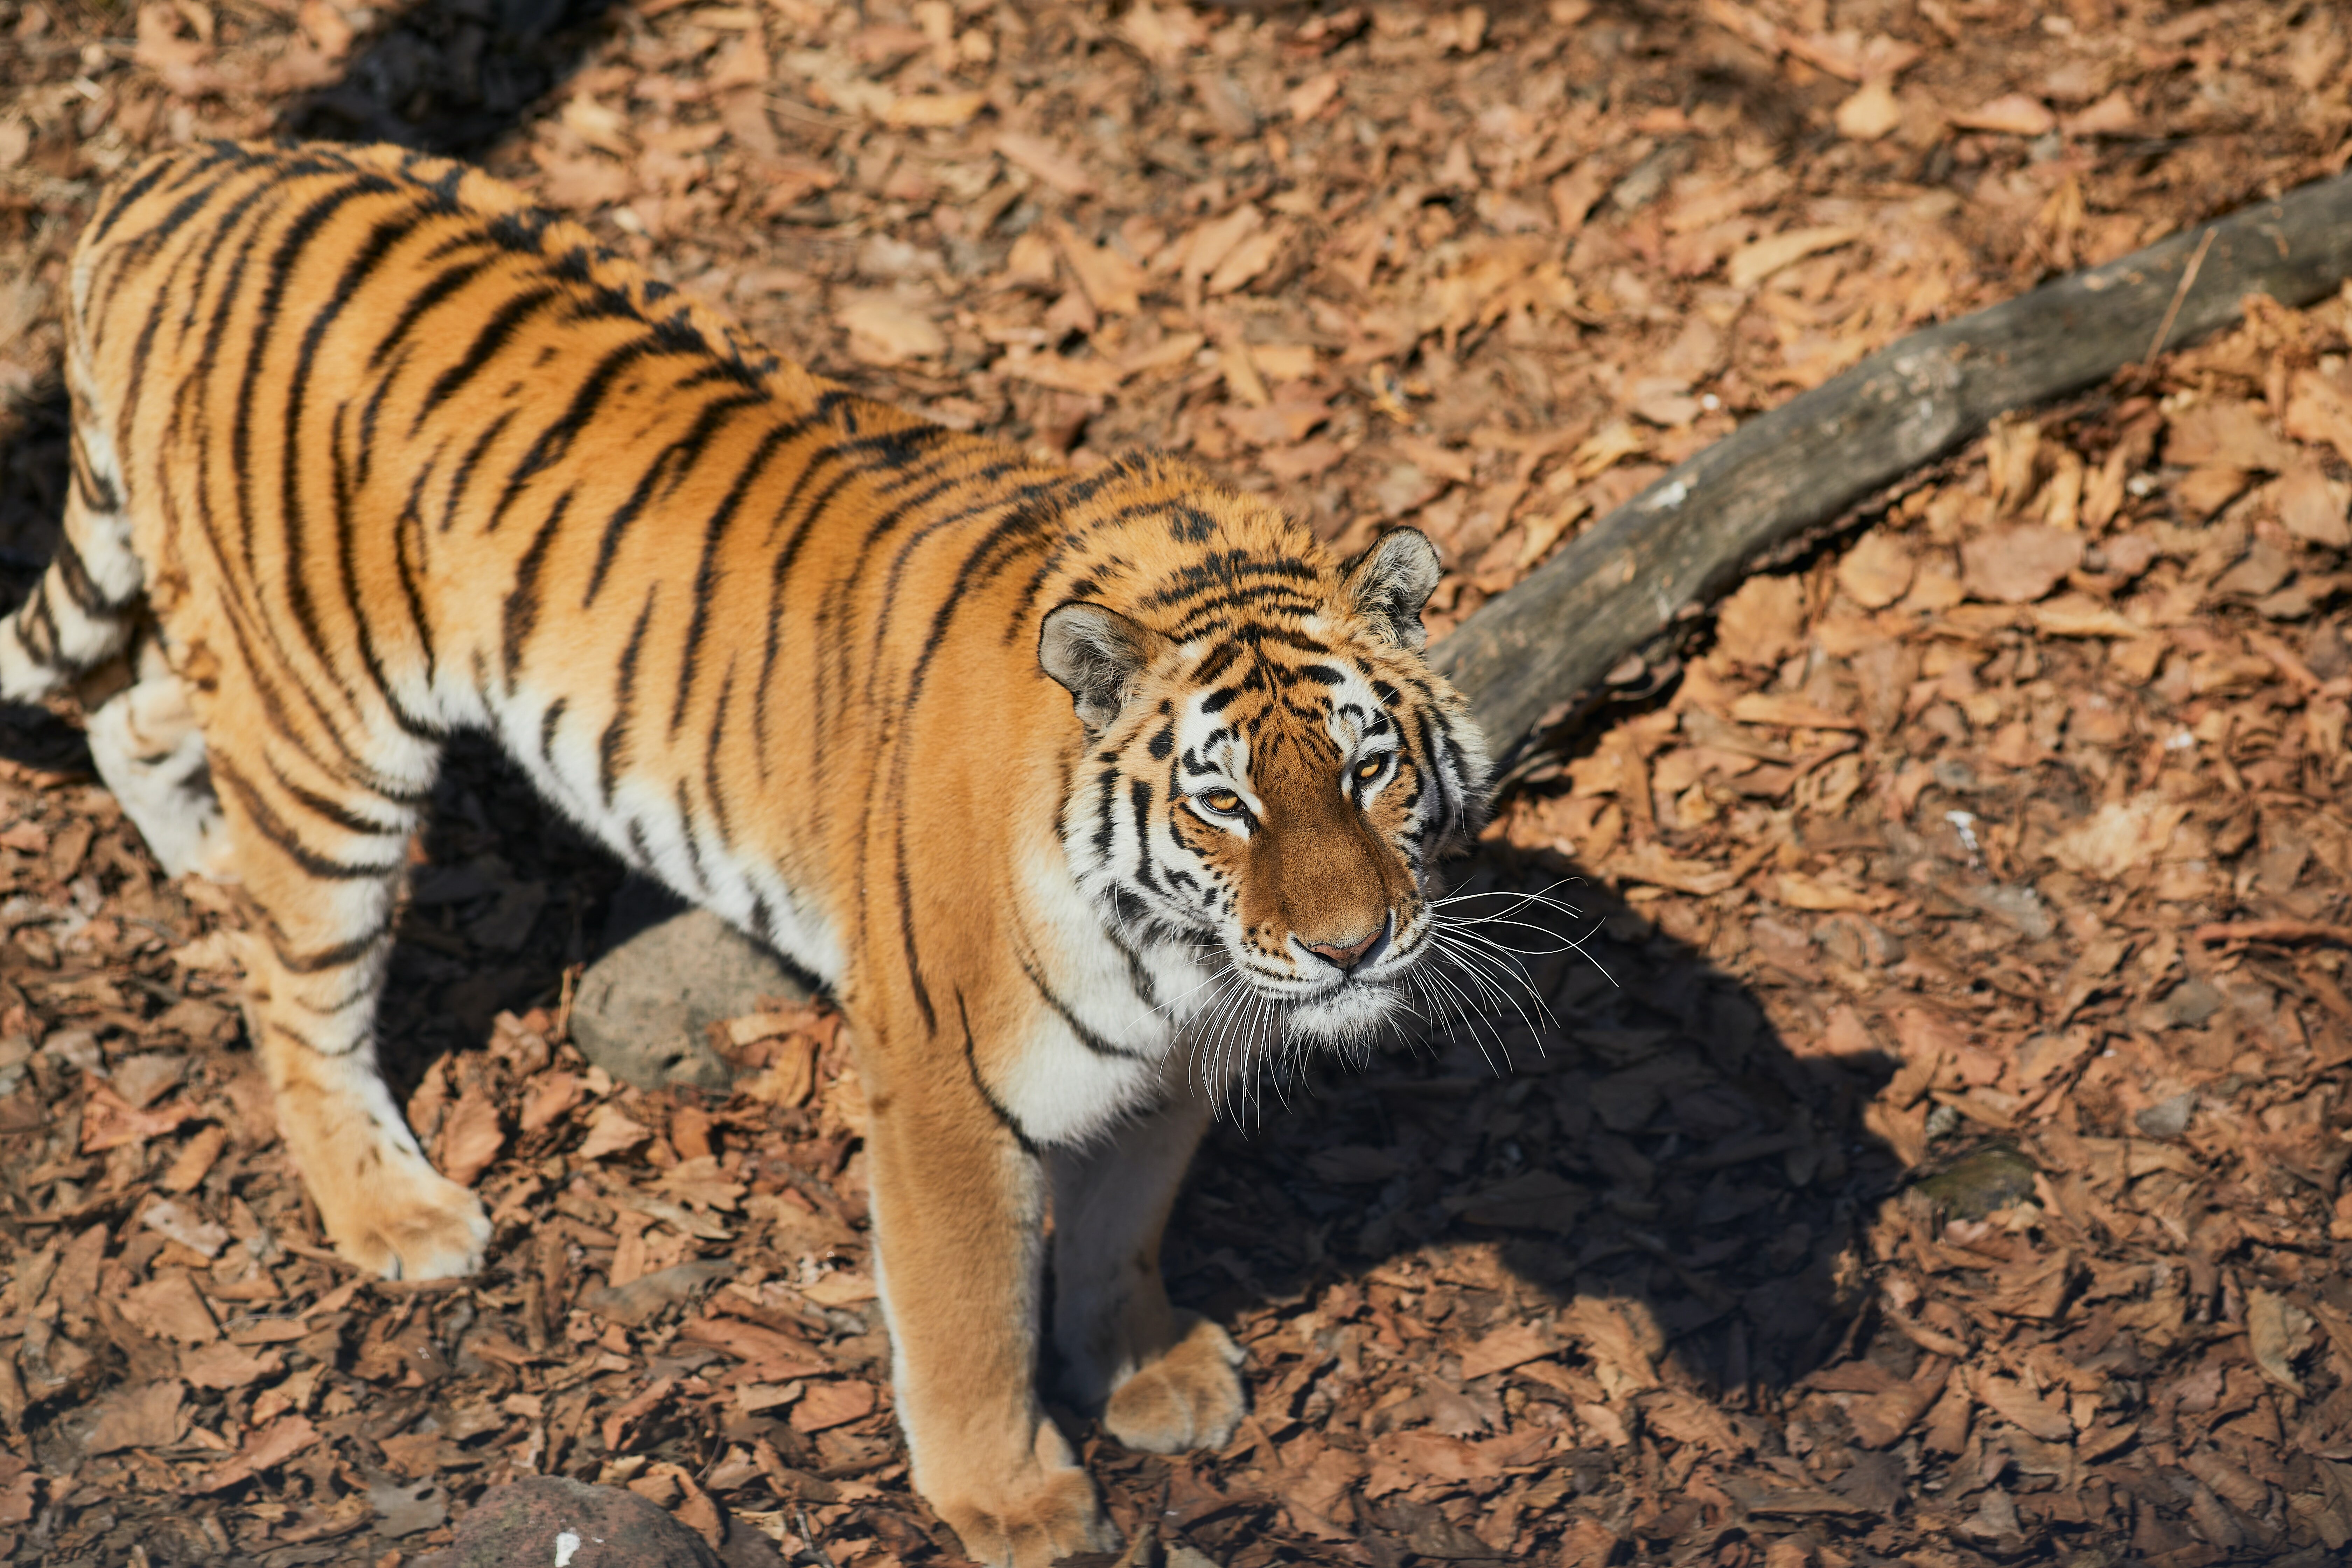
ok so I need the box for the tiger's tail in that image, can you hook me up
[0,327,145,704]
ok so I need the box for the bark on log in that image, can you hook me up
[1434,170,2352,752]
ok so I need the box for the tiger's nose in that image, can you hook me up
[1305,919,1386,972]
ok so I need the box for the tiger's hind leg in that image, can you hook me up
[197,698,488,1279]
[0,370,144,703]
[80,633,237,881]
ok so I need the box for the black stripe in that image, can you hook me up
[212,758,404,882]
[538,696,568,770]
[959,992,1039,1157]
[18,591,58,664]
[1017,949,1147,1061]
[500,488,572,687]
[367,252,497,372]
[704,659,737,848]
[113,169,273,455]
[441,407,519,531]
[598,589,658,805]
[263,742,410,839]
[674,778,710,894]
[412,284,562,431]
[237,176,399,735]
[896,847,937,1037]
[81,154,180,250]
[275,922,393,975]
[390,460,440,687]
[485,336,664,532]
[584,392,767,605]
[672,421,796,735]
[48,537,113,618]
[68,428,121,516]
[330,420,438,740]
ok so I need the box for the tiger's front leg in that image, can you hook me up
[1050,1088,1246,1454]
[860,1032,1114,1567]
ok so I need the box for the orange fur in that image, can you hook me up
[0,142,1491,1563]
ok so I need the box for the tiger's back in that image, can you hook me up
[4,141,1492,1566]
[58,141,1077,972]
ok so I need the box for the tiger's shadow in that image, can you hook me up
[275,0,618,155]
[1145,833,1911,1549]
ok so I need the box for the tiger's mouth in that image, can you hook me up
[1282,970,1410,1046]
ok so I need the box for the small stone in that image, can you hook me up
[372,1474,451,1538]
[432,1476,723,1568]
[2161,979,2224,1028]
[1911,1142,2037,1221]
[2134,1092,2194,1140]
[569,881,812,1091]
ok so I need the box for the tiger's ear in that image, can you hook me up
[1342,528,1442,652]
[1039,602,1168,732]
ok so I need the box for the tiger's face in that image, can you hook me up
[1042,528,1491,1051]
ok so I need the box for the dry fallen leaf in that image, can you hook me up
[82,1380,189,1456]
[577,1104,653,1162]
[2286,367,2352,467]
[2165,397,2296,472]
[121,1272,220,1344]
[790,1378,878,1433]
[883,90,986,129]
[2276,461,2352,547]
[437,1081,505,1187]
[1960,525,2082,604]
[1715,573,1808,665]
[1834,80,1902,141]
[835,292,947,366]
[801,1270,880,1307]
[1950,93,2057,136]
[1836,532,1915,608]
[1727,225,1863,290]
[2247,1290,2315,1396]
[2049,793,2190,880]
[1557,1297,1664,1399]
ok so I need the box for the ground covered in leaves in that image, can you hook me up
[3,0,2352,1562]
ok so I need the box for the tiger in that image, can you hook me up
[0,140,1492,1564]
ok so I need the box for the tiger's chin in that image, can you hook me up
[1282,978,1408,1051]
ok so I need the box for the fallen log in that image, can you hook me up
[1434,170,2352,752]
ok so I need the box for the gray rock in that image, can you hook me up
[569,880,811,1091]
[2135,1091,2195,1140]
[2161,978,2225,1028]
[429,1476,720,1568]
[1912,1142,2038,1221]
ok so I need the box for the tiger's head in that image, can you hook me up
[1040,526,1491,1052]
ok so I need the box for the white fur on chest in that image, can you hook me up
[995,845,1253,1147]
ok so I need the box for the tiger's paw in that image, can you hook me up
[1103,1312,1247,1455]
[931,1428,1114,1568]
[316,1149,490,1280]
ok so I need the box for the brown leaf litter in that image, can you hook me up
[2,0,2351,1563]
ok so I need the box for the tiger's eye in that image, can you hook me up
[1203,790,1242,812]
[1355,758,1384,781]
